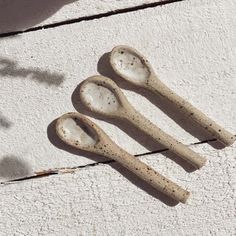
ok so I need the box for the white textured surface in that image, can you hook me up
[0,0,235,180]
[0,0,164,34]
[0,0,236,234]
[0,143,235,235]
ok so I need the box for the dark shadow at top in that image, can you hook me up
[0,58,65,86]
[0,155,32,179]
[0,112,12,129]
[47,118,179,206]
[97,52,225,150]
[0,0,76,34]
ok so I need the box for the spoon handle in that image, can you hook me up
[124,109,206,169]
[103,145,190,203]
[148,78,235,146]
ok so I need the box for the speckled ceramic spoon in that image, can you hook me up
[56,112,190,203]
[79,75,206,169]
[109,45,236,147]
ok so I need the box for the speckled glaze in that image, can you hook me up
[110,45,236,147]
[56,112,190,203]
[80,76,206,169]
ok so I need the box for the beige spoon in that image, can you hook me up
[109,45,236,147]
[79,75,206,169]
[56,112,190,203]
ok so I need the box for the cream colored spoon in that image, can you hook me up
[79,75,206,169]
[56,112,190,203]
[109,45,236,147]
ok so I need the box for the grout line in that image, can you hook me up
[0,0,184,38]
[134,138,218,157]
[0,136,220,185]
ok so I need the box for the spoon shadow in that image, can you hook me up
[47,118,179,206]
[97,52,225,150]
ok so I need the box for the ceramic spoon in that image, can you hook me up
[79,75,206,169]
[109,45,236,147]
[56,112,190,203]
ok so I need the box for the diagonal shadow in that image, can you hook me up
[0,0,76,34]
[47,118,179,206]
[0,112,12,129]
[97,52,225,150]
[0,57,65,86]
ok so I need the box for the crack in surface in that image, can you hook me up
[0,0,184,38]
[0,136,222,185]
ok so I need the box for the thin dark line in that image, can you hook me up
[1,136,222,184]
[134,137,218,157]
[6,171,58,182]
[0,0,184,38]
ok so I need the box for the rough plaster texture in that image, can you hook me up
[0,0,236,234]
[0,143,235,235]
[0,0,235,181]
[0,0,165,34]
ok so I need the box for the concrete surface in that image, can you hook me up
[0,0,165,34]
[0,143,235,235]
[0,0,235,180]
[0,0,235,235]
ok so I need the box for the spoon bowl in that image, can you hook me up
[56,112,99,152]
[80,76,128,118]
[110,45,153,86]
